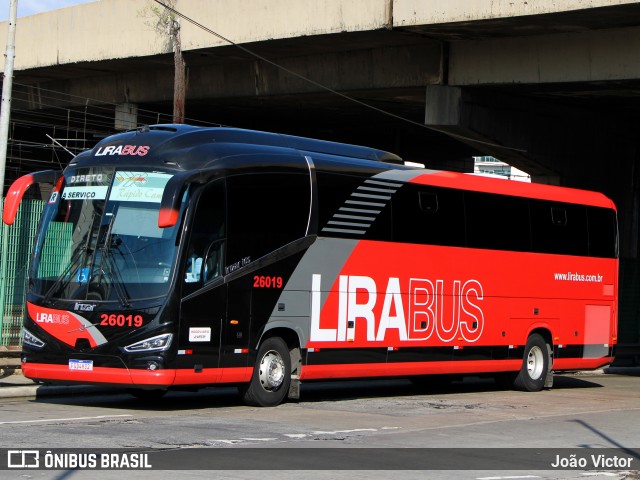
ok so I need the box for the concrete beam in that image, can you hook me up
[449,26,640,84]
[394,0,640,25]
[0,0,395,71]
[4,0,639,74]
[12,42,442,108]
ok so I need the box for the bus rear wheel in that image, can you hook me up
[514,333,549,392]
[241,337,291,407]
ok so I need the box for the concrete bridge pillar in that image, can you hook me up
[115,103,138,131]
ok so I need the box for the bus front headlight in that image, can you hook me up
[124,333,173,353]
[23,328,45,348]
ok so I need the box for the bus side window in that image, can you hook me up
[226,172,310,263]
[183,181,226,294]
[392,184,465,247]
[530,201,588,256]
[204,238,225,282]
[587,206,617,258]
[465,191,531,252]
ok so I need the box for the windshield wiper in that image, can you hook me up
[40,208,98,305]
[41,243,91,305]
[94,214,131,307]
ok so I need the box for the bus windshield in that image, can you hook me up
[30,168,184,302]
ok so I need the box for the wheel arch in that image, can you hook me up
[258,322,303,351]
[528,326,553,349]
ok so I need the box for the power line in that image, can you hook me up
[11,82,223,128]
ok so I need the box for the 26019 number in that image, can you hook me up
[100,314,143,327]
[253,275,283,288]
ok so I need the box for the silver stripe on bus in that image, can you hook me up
[322,227,366,235]
[322,171,405,236]
[357,186,398,194]
[351,192,392,200]
[334,214,376,221]
[339,207,382,214]
[364,179,404,187]
[327,220,372,228]
[345,200,386,207]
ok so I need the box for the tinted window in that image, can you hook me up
[183,180,226,296]
[226,173,310,265]
[530,201,588,256]
[392,185,465,247]
[587,207,618,258]
[465,191,531,252]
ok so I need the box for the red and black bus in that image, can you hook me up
[3,124,618,406]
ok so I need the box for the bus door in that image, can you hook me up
[221,280,252,370]
[177,180,227,378]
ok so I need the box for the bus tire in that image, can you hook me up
[241,337,291,407]
[514,333,549,392]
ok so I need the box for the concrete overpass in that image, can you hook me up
[2,0,640,353]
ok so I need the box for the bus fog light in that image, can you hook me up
[124,334,173,353]
[23,328,45,349]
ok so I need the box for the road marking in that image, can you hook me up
[0,414,133,425]
[311,428,377,435]
[477,476,541,480]
[579,473,627,477]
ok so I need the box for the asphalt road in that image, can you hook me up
[0,371,638,480]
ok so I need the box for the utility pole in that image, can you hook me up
[0,0,18,196]
[142,1,186,124]
[172,17,185,124]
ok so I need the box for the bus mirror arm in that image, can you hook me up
[2,170,62,225]
[158,169,219,228]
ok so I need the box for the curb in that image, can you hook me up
[0,383,122,399]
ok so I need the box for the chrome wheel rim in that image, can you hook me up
[527,345,544,380]
[259,350,285,391]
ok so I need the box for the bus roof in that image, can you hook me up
[73,124,614,211]
[79,124,403,166]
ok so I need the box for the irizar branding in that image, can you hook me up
[74,303,96,312]
[310,274,484,344]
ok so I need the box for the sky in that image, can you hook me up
[0,0,97,22]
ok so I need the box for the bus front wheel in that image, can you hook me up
[514,333,549,392]
[241,337,291,407]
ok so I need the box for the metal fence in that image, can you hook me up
[0,199,44,349]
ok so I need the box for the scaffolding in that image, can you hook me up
[0,199,44,348]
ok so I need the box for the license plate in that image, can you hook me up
[68,359,93,371]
